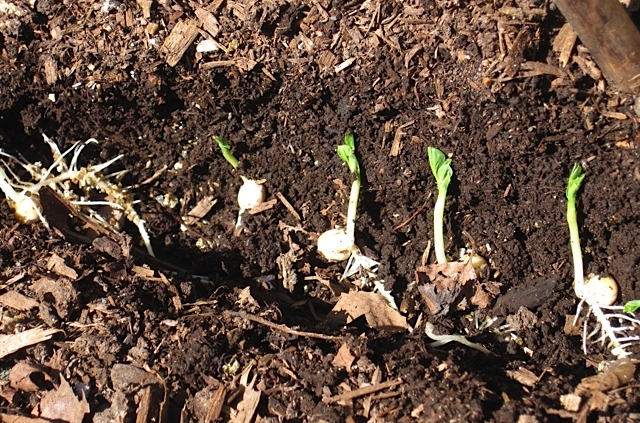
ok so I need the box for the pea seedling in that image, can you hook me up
[215,136,265,228]
[317,134,361,263]
[566,164,640,357]
[317,134,394,306]
[415,147,490,316]
[0,135,155,256]
[428,146,453,264]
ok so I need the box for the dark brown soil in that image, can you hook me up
[1,0,640,421]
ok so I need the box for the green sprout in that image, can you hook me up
[566,163,586,292]
[428,146,453,265]
[337,133,361,243]
[623,300,640,314]
[317,134,362,261]
[564,164,640,357]
[215,136,239,169]
[316,134,393,307]
[213,135,265,228]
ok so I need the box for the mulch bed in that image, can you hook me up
[1,0,639,421]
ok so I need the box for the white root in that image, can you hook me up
[425,322,490,354]
[0,135,155,257]
[0,165,45,225]
[574,274,640,358]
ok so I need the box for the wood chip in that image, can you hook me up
[552,23,577,67]
[247,198,277,215]
[132,265,156,278]
[161,19,199,67]
[0,272,26,290]
[389,120,414,157]
[560,393,582,412]
[0,327,61,359]
[324,378,403,404]
[183,195,217,226]
[573,54,602,80]
[506,368,540,387]
[204,386,226,422]
[34,377,89,423]
[46,254,78,280]
[42,55,58,85]
[600,110,627,120]
[135,385,157,423]
[201,59,235,69]
[230,376,260,423]
[335,57,355,73]
[136,0,153,19]
[389,127,404,157]
[0,414,52,423]
[201,57,257,72]
[0,291,39,311]
[576,359,636,393]
[195,7,221,37]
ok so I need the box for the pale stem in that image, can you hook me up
[345,178,360,243]
[567,196,585,295]
[434,190,447,264]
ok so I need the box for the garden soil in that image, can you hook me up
[1,0,640,421]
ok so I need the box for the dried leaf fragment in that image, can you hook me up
[415,259,476,316]
[328,291,408,333]
[332,343,356,371]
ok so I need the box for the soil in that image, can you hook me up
[1,0,640,421]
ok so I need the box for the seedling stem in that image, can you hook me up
[215,136,239,169]
[566,163,585,294]
[428,147,452,264]
[338,134,361,242]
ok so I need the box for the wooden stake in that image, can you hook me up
[553,0,640,93]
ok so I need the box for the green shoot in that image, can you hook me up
[565,164,640,357]
[215,136,239,169]
[337,134,361,242]
[623,300,640,314]
[214,135,266,228]
[428,147,453,264]
[566,163,585,292]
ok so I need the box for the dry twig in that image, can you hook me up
[224,310,341,341]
